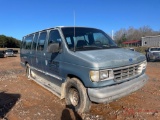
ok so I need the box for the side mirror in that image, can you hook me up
[47,43,59,53]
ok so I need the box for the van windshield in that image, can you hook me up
[61,27,118,51]
[150,48,160,51]
[6,49,13,52]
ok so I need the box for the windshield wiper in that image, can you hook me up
[75,46,103,51]
[73,45,118,51]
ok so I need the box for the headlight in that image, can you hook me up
[138,60,147,73]
[100,70,109,80]
[100,70,114,81]
[141,60,147,69]
[89,71,99,82]
[90,69,114,82]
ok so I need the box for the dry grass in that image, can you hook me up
[0,48,19,50]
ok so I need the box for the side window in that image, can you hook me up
[22,37,26,49]
[37,31,47,51]
[25,35,33,50]
[21,41,23,49]
[48,30,61,46]
[32,33,39,50]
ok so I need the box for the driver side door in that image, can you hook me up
[45,29,63,87]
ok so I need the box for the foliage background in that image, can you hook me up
[0,35,20,48]
[114,26,160,46]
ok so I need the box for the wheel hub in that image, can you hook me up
[69,88,79,106]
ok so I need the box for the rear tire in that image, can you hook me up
[65,78,91,113]
[26,64,31,79]
[4,55,7,58]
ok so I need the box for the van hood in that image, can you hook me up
[75,48,146,69]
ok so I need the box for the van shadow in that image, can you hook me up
[61,105,82,120]
[0,92,20,118]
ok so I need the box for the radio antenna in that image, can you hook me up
[74,10,76,52]
[74,10,75,37]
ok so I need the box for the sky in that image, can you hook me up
[0,0,160,40]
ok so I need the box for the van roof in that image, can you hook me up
[23,26,98,37]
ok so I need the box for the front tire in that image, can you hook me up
[147,55,150,62]
[65,78,91,113]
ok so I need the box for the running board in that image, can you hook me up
[29,70,61,98]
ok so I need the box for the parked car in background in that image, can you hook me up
[129,48,135,51]
[5,49,15,57]
[125,48,135,52]
[146,47,160,61]
[13,49,18,54]
[0,50,7,58]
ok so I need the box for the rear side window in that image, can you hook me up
[37,31,47,51]
[21,37,25,49]
[25,35,33,49]
[32,33,39,50]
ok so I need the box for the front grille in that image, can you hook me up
[113,63,141,81]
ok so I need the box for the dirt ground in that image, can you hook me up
[0,55,160,120]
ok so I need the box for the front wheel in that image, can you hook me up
[147,55,150,62]
[65,78,91,113]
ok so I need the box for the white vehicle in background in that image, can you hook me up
[146,47,160,61]
[5,49,15,57]
[125,48,135,52]
[129,48,135,51]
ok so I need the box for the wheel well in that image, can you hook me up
[25,61,28,66]
[60,74,85,99]
[67,74,85,86]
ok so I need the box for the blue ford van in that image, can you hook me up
[20,26,148,113]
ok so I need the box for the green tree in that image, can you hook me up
[0,35,20,48]
[114,26,160,45]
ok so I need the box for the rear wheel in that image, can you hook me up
[26,64,30,79]
[4,54,7,58]
[65,78,91,113]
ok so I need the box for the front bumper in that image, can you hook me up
[88,73,148,103]
[152,56,160,60]
[6,54,15,56]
